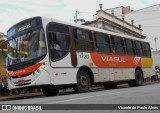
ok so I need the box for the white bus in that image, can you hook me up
[6,16,154,96]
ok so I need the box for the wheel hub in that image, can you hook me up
[79,76,88,88]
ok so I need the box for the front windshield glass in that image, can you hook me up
[7,28,46,65]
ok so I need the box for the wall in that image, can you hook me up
[124,4,160,51]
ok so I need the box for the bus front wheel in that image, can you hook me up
[74,70,91,93]
[128,70,143,87]
[42,85,59,97]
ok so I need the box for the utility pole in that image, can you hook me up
[154,37,158,51]
[96,0,98,12]
[74,11,79,23]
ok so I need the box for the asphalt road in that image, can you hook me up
[0,83,160,113]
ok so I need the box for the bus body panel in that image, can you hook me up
[141,57,153,68]
[51,68,77,85]
[143,68,154,78]
[49,53,72,68]
[97,68,110,82]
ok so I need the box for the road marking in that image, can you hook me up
[44,91,126,104]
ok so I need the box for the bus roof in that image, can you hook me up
[8,16,145,42]
[44,17,146,43]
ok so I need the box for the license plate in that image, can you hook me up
[18,80,25,85]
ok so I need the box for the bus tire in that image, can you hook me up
[128,70,143,87]
[103,82,118,89]
[74,70,91,93]
[42,85,59,97]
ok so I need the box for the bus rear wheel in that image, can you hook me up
[128,70,143,87]
[42,85,59,97]
[74,70,91,93]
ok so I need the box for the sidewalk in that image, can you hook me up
[0,89,72,101]
[0,92,43,101]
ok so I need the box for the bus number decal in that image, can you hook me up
[79,53,89,59]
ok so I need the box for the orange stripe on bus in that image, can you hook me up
[7,62,44,77]
[90,53,142,68]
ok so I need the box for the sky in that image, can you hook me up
[0,0,160,34]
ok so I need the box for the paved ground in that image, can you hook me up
[0,82,160,113]
[0,79,159,101]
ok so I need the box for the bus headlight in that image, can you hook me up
[33,64,45,75]
[38,64,45,72]
[40,64,45,69]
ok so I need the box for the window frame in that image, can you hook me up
[73,28,94,52]
[94,32,111,54]
[111,35,126,55]
[125,38,135,56]
[134,41,144,57]
[142,42,151,57]
[47,22,70,62]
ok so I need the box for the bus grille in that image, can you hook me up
[13,79,31,86]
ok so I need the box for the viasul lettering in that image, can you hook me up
[101,56,126,63]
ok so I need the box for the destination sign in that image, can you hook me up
[7,17,42,38]
[17,23,31,32]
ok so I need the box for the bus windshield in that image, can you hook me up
[7,28,46,66]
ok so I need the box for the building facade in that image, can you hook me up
[106,5,160,51]
[83,9,145,39]
[106,6,133,17]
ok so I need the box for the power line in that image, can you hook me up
[77,11,94,14]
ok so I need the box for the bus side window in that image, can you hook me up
[38,29,47,56]
[125,39,135,56]
[111,36,125,55]
[134,41,144,57]
[142,42,151,57]
[94,32,111,53]
[74,28,94,52]
[47,23,70,61]
[48,32,56,50]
